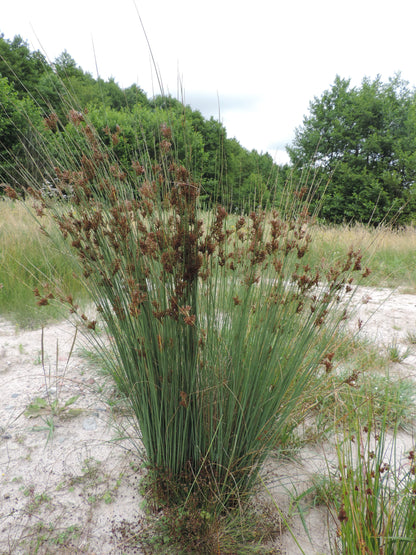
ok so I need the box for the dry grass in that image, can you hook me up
[2,203,416,329]
[311,223,416,252]
[307,223,416,290]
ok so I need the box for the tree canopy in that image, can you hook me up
[0,33,281,210]
[4,32,416,223]
[288,75,416,224]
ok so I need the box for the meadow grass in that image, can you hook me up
[306,223,416,291]
[0,198,88,327]
[3,205,415,331]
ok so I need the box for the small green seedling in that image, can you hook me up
[24,395,82,418]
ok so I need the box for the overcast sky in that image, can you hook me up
[2,0,416,163]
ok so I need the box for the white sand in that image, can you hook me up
[1,286,415,553]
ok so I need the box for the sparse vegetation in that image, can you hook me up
[386,339,412,363]
[310,369,416,435]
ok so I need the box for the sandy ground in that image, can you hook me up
[0,319,146,553]
[1,286,415,554]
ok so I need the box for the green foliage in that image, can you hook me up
[0,34,47,97]
[288,75,416,224]
[24,395,81,419]
[88,101,207,178]
[0,199,88,327]
[0,76,44,186]
[224,138,278,209]
[0,32,282,208]
[333,413,416,554]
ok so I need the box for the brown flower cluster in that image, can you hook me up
[1,184,18,200]
[44,112,59,132]
[26,113,371,346]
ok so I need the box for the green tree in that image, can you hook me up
[288,75,416,224]
[123,83,149,107]
[223,139,278,210]
[196,116,228,203]
[54,51,101,110]
[0,76,44,188]
[0,32,284,208]
[0,34,47,98]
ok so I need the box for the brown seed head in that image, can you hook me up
[2,184,18,200]
[160,123,172,139]
[338,506,348,523]
[44,112,58,131]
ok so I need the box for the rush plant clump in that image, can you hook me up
[4,105,370,547]
[334,414,416,554]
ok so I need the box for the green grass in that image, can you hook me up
[333,413,416,554]
[275,330,416,456]
[311,370,416,435]
[2,201,416,330]
[386,339,412,363]
[289,326,416,554]
[301,411,416,555]
[0,199,88,328]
